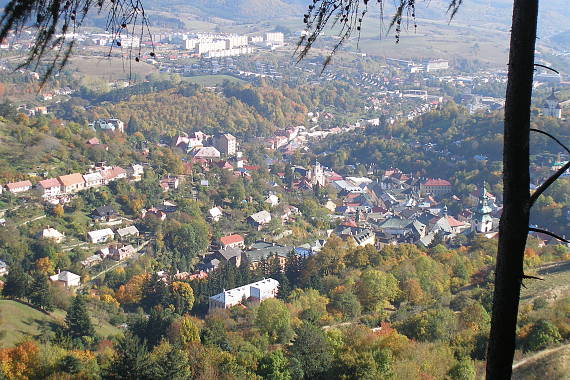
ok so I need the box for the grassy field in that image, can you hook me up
[183,74,246,86]
[0,299,121,348]
[66,55,158,81]
[520,260,570,303]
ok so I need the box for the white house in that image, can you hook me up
[38,227,65,243]
[5,180,33,193]
[116,225,139,240]
[38,178,62,198]
[209,206,223,222]
[49,270,81,288]
[265,194,279,207]
[83,172,104,188]
[87,228,115,244]
[209,278,279,311]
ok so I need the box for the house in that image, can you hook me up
[49,270,80,288]
[209,278,279,311]
[141,208,167,221]
[99,166,127,184]
[246,245,292,270]
[0,260,8,276]
[220,234,245,249]
[58,173,86,193]
[38,178,62,198]
[420,179,452,196]
[116,225,139,240]
[5,180,32,193]
[81,254,103,268]
[280,205,300,223]
[129,164,144,181]
[38,227,65,243]
[83,172,104,188]
[92,118,125,132]
[192,146,221,160]
[87,228,115,244]
[212,247,242,267]
[265,194,279,207]
[159,177,179,191]
[213,133,237,156]
[92,205,119,222]
[352,229,376,247]
[248,210,272,230]
[209,206,223,222]
[110,244,136,261]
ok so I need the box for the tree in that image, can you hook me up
[448,358,476,380]
[355,269,399,313]
[104,332,150,380]
[289,322,334,380]
[255,298,294,344]
[173,315,200,346]
[28,272,53,311]
[1,266,29,300]
[65,295,95,340]
[523,319,562,352]
[257,350,292,380]
[169,281,195,314]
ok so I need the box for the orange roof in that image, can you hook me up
[6,180,32,190]
[220,234,244,246]
[101,166,126,180]
[58,173,85,187]
[39,178,61,189]
[446,215,465,228]
[423,178,451,187]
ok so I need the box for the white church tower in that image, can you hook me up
[541,88,562,119]
[474,182,493,233]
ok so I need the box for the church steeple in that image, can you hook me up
[474,182,493,233]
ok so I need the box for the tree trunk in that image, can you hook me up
[486,0,538,379]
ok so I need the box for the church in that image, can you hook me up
[541,89,562,119]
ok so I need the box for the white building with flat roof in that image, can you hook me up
[209,278,279,311]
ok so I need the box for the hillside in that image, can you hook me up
[512,344,570,380]
[0,300,121,348]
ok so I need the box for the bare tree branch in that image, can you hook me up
[530,128,570,155]
[529,161,570,208]
[528,227,570,244]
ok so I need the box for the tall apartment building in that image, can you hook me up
[213,133,237,156]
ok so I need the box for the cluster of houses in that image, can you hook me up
[0,163,143,204]
[172,131,238,158]
[326,169,501,247]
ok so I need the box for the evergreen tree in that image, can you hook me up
[2,266,29,300]
[104,332,150,380]
[289,322,333,380]
[28,272,53,311]
[65,295,95,340]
